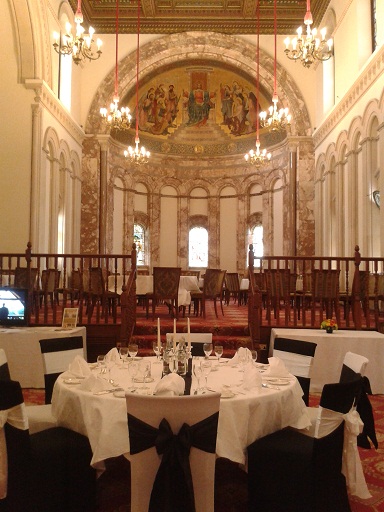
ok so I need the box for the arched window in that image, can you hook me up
[248,224,263,267]
[134,224,146,266]
[189,227,208,267]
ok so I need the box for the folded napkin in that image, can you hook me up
[227,347,252,366]
[78,374,113,393]
[105,347,120,364]
[242,363,262,390]
[154,373,185,396]
[263,356,291,378]
[67,355,92,378]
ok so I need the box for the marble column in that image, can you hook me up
[30,103,43,250]
[97,136,110,255]
[378,121,384,257]
[288,141,298,256]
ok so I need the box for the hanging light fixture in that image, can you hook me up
[260,0,291,132]
[245,0,271,168]
[100,0,131,131]
[124,0,150,165]
[53,0,102,65]
[284,0,333,68]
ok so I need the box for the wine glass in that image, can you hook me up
[193,360,203,394]
[203,342,213,359]
[200,359,212,391]
[251,350,258,365]
[237,348,249,373]
[214,345,223,367]
[97,355,106,375]
[153,342,163,363]
[139,360,151,392]
[119,347,129,368]
[127,360,139,391]
[128,343,139,359]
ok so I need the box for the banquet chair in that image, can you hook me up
[166,332,213,357]
[25,336,84,434]
[247,378,362,512]
[339,352,378,449]
[35,269,61,308]
[224,272,240,305]
[146,267,181,320]
[126,392,220,512]
[56,269,83,306]
[0,348,10,380]
[83,266,119,320]
[201,268,226,318]
[264,269,290,320]
[273,337,317,405]
[0,379,96,512]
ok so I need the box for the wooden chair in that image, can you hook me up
[264,269,290,320]
[310,269,341,325]
[57,269,83,306]
[201,269,226,318]
[146,267,181,320]
[35,269,61,307]
[224,272,240,305]
[83,267,119,320]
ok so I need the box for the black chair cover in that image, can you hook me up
[128,411,219,512]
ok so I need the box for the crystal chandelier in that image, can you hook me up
[245,1,271,168]
[284,0,333,68]
[260,0,291,133]
[100,0,131,131]
[124,0,150,165]
[53,0,102,65]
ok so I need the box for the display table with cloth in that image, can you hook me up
[270,328,384,394]
[51,356,310,470]
[0,326,86,388]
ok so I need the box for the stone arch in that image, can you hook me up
[86,32,311,142]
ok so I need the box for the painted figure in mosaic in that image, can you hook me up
[184,83,215,127]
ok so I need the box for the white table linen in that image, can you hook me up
[0,326,86,388]
[270,328,384,393]
[51,357,310,469]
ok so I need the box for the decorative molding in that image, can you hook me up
[24,79,85,144]
[313,45,384,149]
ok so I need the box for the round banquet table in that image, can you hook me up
[51,357,310,470]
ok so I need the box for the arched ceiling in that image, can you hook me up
[69,0,331,35]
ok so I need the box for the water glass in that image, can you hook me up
[193,360,203,394]
[97,355,106,375]
[119,346,129,368]
[201,359,212,390]
[128,360,139,391]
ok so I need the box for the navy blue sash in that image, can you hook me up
[128,411,219,512]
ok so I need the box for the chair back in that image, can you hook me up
[39,336,84,404]
[264,269,289,298]
[0,349,10,381]
[153,267,181,298]
[339,352,368,383]
[204,269,226,297]
[41,269,61,293]
[311,269,340,300]
[126,393,220,512]
[225,273,240,292]
[14,267,38,291]
[273,337,317,405]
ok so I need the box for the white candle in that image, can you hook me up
[157,318,161,349]
[187,318,191,350]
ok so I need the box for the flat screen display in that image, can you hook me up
[0,288,29,327]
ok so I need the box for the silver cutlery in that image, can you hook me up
[262,383,280,390]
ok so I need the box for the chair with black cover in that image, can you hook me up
[201,268,226,318]
[25,336,84,434]
[0,349,10,380]
[247,378,363,512]
[339,351,378,449]
[0,379,96,512]
[273,337,317,405]
[126,392,220,512]
[146,267,181,320]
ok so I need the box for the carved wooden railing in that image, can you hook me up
[0,242,137,345]
[247,245,384,346]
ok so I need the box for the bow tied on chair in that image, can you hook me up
[128,411,219,512]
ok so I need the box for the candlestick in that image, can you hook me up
[187,318,191,350]
[157,318,161,349]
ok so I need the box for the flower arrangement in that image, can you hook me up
[321,319,338,331]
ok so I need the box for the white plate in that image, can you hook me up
[63,378,81,385]
[113,390,126,398]
[264,378,291,386]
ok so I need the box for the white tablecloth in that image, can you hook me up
[51,357,309,469]
[270,328,384,394]
[0,326,86,388]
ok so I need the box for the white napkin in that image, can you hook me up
[67,355,92,378]
[105,347,120,364]
[227,347,252,366]
[242,363,262,390]
[77,374,113,393]
[154,373,185,396]
[263,356,291,378]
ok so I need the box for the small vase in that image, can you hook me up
[326,326,333,334]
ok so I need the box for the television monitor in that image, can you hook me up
[0,288,29,327]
